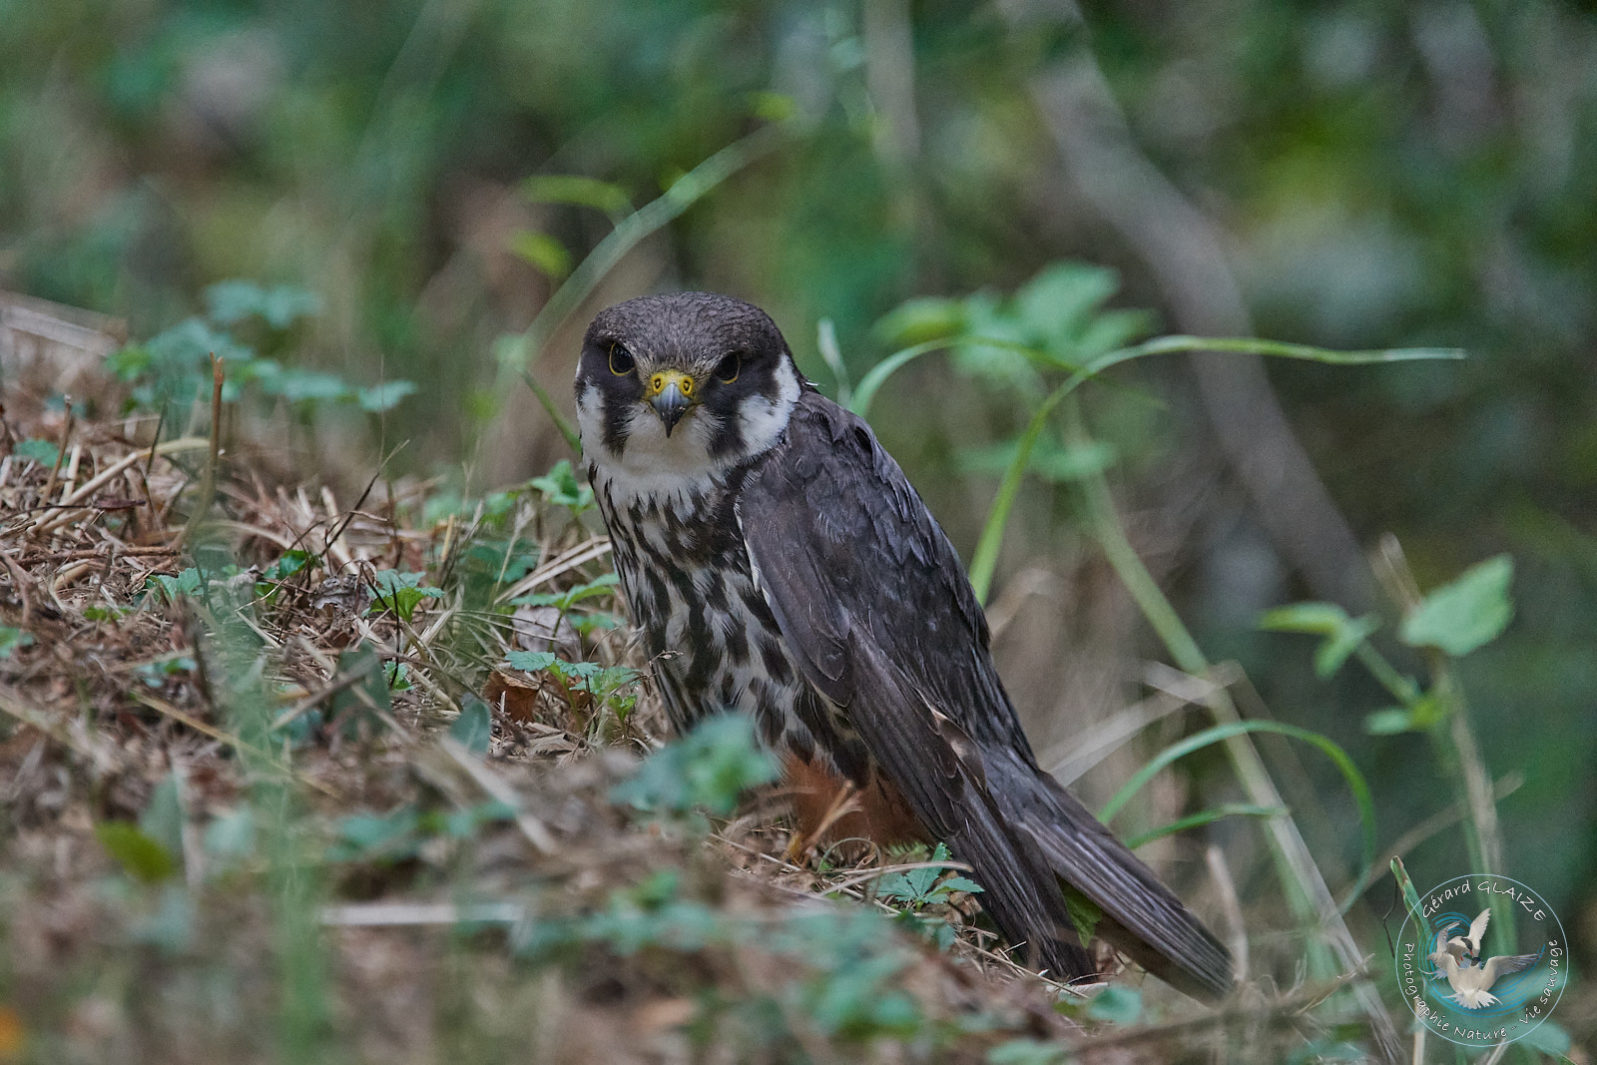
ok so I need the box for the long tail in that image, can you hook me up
[988,749,1234,1000]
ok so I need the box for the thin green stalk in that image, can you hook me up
[1371,544,1509,966]
[1123,804,1287,851]
[497,120,793,384]
[1353,643,1421,705]
[1065,407,1403,1058]
[966,336,1461,603]
[522,370,580,453]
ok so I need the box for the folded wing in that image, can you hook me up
[737,392,1232,999]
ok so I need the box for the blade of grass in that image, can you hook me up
[967,338,1462,603]
[497,120,793,388]
[850,336,1085,420]
[1062,407,1403,1057]
[1101,719,1378,907]
[1123,804,1287,850]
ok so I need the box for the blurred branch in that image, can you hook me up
[1002,0,1374,611]
[864,0,921,164]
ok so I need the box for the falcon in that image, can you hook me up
[573,292,1232,999]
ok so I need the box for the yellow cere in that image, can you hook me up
[648,370,696,398]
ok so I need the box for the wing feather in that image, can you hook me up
[1467,908,1492,953]
[739,391,1232,998]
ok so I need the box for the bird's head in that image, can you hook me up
[574,293,804,479]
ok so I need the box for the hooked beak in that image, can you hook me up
[646,370,697,436]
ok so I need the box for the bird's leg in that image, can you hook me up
[783,779,864,864]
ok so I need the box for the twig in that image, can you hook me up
[181,355,225,550]
[38,397,73,512]
[438,736,558,854]
[269,668,376,732]
[1206,845,1248,985]
[0,549,35,629]
[501,537,613,602]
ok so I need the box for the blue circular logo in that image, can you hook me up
[1394,874,1567,1047]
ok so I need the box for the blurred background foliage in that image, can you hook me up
[3,0,1594,967]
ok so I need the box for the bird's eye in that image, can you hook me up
[713,351,741,384]
[609,343,635,376]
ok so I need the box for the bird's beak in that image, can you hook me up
[646,370,697,436]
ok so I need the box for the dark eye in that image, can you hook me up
[713,351,741,384]
[609,343,635,376]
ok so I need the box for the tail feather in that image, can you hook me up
[998,753,1234,1000]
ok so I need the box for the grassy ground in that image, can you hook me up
[0,295,1583,1064]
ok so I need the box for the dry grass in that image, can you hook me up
[0,293,1412,1064]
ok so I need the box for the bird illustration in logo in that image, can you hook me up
[1427,908,1540,1009]
[1445,908,1493,962]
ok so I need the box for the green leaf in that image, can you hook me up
[95,821,178,883]
[1313,613,1380,678]
[1258,601,1353,635]
[509,231,572,280]
[1258,601,1380,678]
[1013,262,1120,346]
[140,772,185,865]
[1362,708,1415,735]
[521,174,633,219]
[529,459,592,511]
[12,437,60,466]
[1363,692,1446,735]
[257,366,351,403]
[329,807,421,862]
[612,714,779,816]
[873,296,967,347]
[505,650,558,672]
[1061,884,1101,947]
[146,567,206,604]
[260,549,315,582]
[1399,554,1514,656]
[1085,984,1142,1025]
[205,280,321,329]
[511,572,619,611]
[357,380,417,412]
[368,570,444,622]
[145,317,253,366]
[0,626,34,657]
[450,696,493,755]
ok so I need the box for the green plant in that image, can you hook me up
[1263,552,1519,935]
[866,262,1462,604]
[504,650,641,722]
[0,627,33,657]
[510,573,623,637]
[368,569,444,623]
[107,279,414,422]
[610,714,779,818]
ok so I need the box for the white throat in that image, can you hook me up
[578,357,801,507]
